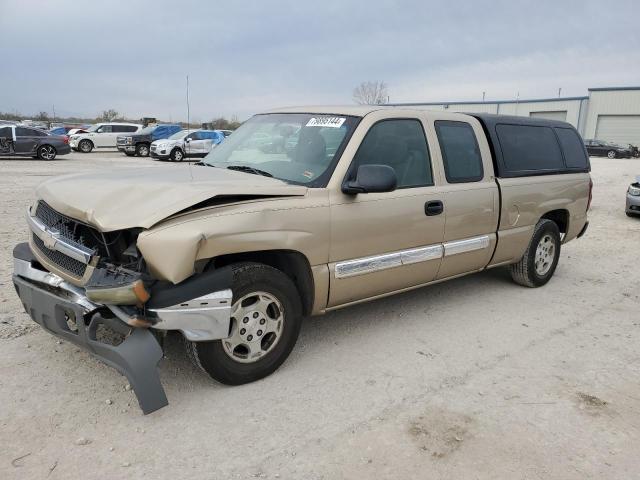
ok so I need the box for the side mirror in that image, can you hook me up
[186,138,191,142]
[342,164,397,194]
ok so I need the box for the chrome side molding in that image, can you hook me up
[334,235,491,279]
[26,207,94,264]
[443,235,490,256]
[335,244,443,279]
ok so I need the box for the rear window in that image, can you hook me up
[496,124,563,172]
[555,128,588,169]
[435,121,484,183]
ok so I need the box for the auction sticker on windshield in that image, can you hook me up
[306,117,346,128]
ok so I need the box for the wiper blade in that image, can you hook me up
[226,165,273,177]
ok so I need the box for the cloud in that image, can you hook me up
[0,0,638,121]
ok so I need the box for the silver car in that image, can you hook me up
[150,129,224,162]
[626,176,640,217]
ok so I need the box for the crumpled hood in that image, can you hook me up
[36,166,308,231]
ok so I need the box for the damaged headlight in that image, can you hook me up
[629,184,640,196]
[125,137,133,145]
[85,268,150,305]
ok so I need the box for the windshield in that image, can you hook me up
[86,124,100,132]
[168,129,189,140]
[203,113,358,186]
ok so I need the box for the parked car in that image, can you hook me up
[150,129,225,161]
[66,128,89,136]
[12,107,591,413]
[70,123,142,153]
[626,176,640,217]
[0,124,70,160]
[116,124,182,157]
[50,125,91,136]
[584,139,633,158]
[219,129,234,137]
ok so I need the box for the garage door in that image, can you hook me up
[595,115,640,146]
[530,111,568,122]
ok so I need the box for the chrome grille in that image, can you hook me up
[34,201,93,250]
[32,233,87,278]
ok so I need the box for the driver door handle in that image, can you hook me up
[425,200,444,216]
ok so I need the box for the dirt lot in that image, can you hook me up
[1,151,639,479]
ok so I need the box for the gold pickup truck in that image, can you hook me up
[12,106,592,413]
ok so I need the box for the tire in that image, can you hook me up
[37,145,57,160]
[78,139,93,153]
[607,150,616,159]
[509,219,561,287]
[136,143,150,157]
[170,148,184,162]
[186,262,303,385]
[627,211,638,218]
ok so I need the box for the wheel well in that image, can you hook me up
[541,209,569,233]
[211,250,314,316]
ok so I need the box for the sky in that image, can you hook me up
[1,0,639,122]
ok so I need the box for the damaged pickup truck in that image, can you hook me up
[12,106,592,413]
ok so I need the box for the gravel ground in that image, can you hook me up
[1,151,639,479]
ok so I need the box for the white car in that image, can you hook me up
[149,129,225,161]
[69,122,142,153]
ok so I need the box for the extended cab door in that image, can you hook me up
[327,113,446,307]
[92,124,113,147]
[429,116,499,279]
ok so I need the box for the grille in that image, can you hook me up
[32,233,88,278]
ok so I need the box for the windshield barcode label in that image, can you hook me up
[306,117,346,128]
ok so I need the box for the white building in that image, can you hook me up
[391,86,640,146]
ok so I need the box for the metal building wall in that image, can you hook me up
[583,87,640,140]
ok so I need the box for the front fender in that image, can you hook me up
[137,194,330,284]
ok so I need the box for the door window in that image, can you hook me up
[435,121,484,183]
[15,127,39,137]
[350,119,433,188]
[0,126,12,138]
[96,125,112,133]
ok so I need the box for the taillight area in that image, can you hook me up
[587,177,593,211]
[63,135,69,144]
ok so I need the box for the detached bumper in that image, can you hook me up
[12,243,233,414]
[12,250,167,414]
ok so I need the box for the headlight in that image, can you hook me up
[125,137,133,145]
[628,184,640,196]
[86,279,150,305]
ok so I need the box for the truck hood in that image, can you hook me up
[36,166,308,231]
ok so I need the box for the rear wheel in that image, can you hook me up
[186,263,302,385]
[170,148,184,162]
[79,139,93,153]
[509,219,561,287]
[136,143,150,157]
[37,145,57,160]
[607,150,617,159]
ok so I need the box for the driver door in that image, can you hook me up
[328,116,446,307]
[92,125,113,147]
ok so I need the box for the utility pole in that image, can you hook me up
[558,87,562,98]
[482,91,486,102]
[52,105,56,121]
[186,75,190,131]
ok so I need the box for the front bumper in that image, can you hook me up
[626,193,640,214]
[117,145,135,153]
[12,242,233,414]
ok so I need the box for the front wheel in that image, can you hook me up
[607,150,617,159]
[509,219,561,287]
[136,143,150,157]
[170,148,184,162]
[186,263,302,385]
[37,145,57,160]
